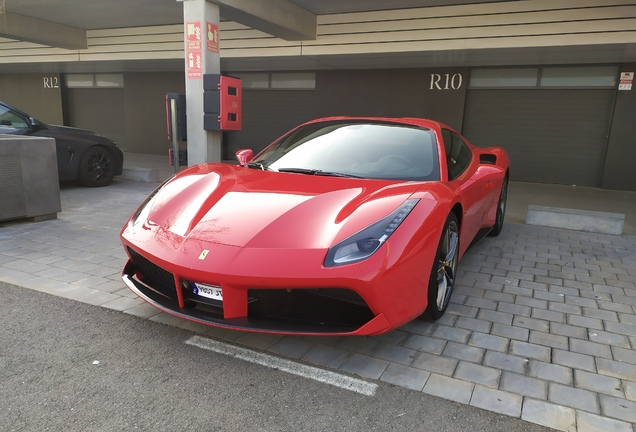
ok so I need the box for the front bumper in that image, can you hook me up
[121,247,392,335]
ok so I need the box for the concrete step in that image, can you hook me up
[525,205,625,235]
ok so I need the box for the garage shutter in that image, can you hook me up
[67,88,126,147]
[462,89,615,187]
[224,90,316,159]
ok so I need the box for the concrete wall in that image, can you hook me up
[124,72,185,155]
[601,63,636,191]
[316,68,468,132]
[0,73,63,125]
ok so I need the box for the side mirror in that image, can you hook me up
[235,148,253,166]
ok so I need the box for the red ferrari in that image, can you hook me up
[120,117,509,336]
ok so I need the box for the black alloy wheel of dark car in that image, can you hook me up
[488,174,508,237]
[425,212,460,320]
[79,146,115,187]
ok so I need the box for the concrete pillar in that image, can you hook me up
[182,0,222,165]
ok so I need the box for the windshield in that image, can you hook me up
[253,120,440,181]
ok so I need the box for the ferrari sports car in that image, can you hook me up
[120,117,509,336]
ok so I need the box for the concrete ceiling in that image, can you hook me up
[1,0,510,30]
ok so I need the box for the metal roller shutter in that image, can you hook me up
[462,89,615,187]
[67,88,126,147]
[224,90,316,159]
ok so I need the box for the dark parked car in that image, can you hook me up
[0,101,123,187]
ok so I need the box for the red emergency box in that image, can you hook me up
[203,74,242,131]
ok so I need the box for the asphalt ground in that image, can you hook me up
[0,173,635,431]
[0,281,551,432]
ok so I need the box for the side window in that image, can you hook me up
[442,129,472,180]
[0,106,28,129]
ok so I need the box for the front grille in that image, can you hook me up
[247,288,375,329]
[127,247,176,298]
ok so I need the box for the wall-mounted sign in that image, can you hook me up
[206,22,219,53]
[430,73,463,90]
[43,76,59,88]
[186,21,203,79]
[619,71,633,91]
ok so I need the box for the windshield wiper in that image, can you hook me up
[277,168,362,178]
[246,162,268,170]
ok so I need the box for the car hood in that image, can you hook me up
[140,163,434,249]
[46,124,114,144]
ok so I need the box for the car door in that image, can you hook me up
[441,129,491,255]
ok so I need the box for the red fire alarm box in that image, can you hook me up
[203,74,242,131]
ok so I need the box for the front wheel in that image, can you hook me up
[78,146,115,187]
[488,174,508,237]
[424,212,460,320]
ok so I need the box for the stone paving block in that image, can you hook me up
[582,290,613,302]
[483,351,528,374]
[101,296,144,311]
[268,337,315,360]
[450,294,467,305]
[412,352,458,376]
[512,315,550,332]
[474,280,505,292]
[435,313,458,327]
[550,322,588,339]
[201,326,244,342]
[503,285,533,297]
[596,358,636,381]
[432,325,471,343]
[611,346,636,365]
[549,285,581,297]
[490,323,529,341]
[398,319,435,336]
[594,284,627,296]
[549,382,600,413]
[500,371,547,399]
[515,296,549,309]
[403,334,446,354]
[446,303,478,318]
[442,341,485,363]
[584,307,620,322]
[574,369,624,398]
[454,361,501,388]
[374,343,417,366]
[612,295,636,307]
[122,302,162,319]
[302,336,343,348]
[618,313,636,325]
[468,332,509,352]
[302,345,350,369]
[339,354,389,380]
[565,295,598,308]
[96,281,128,294]
[624,381,636,402]
[599,394,636,423]
[484,290,516,303]
[375,329,409,345]
[549,301,582,315]
[570,338,613,359]
[588,330,631,348]
[521,399,576,431]
[568,314,604,330]
[532,309,566,325]
[234,332,283,351]
[576,411,634,432]
[336,336,379,356]
[477,309,513,325]
[529,330,569,350]
[465,297,497,310]
[380,363,430,391]
[606,321,636,337]
[422,373,474,404]
[469,385,522,417]
[510,340,551,362]
[552,349,596,372]
[529,360,573,385]
[454,316,492,334]
[497,301,531,317]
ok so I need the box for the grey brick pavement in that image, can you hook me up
[1,180,636,431]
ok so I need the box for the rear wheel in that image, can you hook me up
[488,175,508,237]
[78,146,115,187]
[424,213,460,320]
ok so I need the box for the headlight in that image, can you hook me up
[324,199,419,267]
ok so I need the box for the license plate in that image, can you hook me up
[192,282,223,301]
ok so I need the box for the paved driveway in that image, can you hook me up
[1,179,635,431]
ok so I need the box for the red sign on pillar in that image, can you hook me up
[206,22,219,53]
[186,21,202,79]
